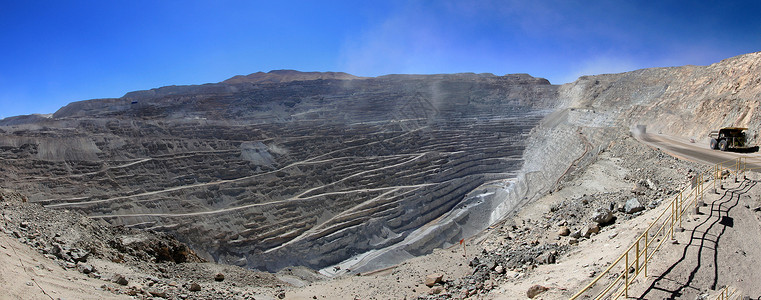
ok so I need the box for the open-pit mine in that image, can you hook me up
[0,71,559,272]
[4,51,761,299]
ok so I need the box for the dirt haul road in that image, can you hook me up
[638,133,761,171]
[629,132,761,299]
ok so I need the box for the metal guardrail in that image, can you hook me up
[570,157,753,299]
[716,285,737,300]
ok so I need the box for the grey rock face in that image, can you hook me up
[0,71,558,272]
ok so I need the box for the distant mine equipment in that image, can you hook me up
[709,127,748,151]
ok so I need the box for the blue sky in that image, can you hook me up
[1,0,760,119]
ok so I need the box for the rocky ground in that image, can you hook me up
[9,129,757,300]
[0,188,288,299]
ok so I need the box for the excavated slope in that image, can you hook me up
[559,52,761,141]
[1,51,758,274]
[523,53,761,209]
[0,71,558,272]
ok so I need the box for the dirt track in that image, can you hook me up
[638,133,761,170]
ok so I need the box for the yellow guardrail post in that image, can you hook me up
[671,201,676,240]
[680,190,684,225]
[635,240,640,277]
[713,164,717,193]
[696,175,701,213]
[701,173,704,205]
[624,251,629,298]
[644,233,648,277]
[735,158,740,183]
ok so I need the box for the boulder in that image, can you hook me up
[189,282,201,292]
[424,273,444,287]
[537,251,556,264]
[76,263,95,274]
[625,198,645,214]
[70,248,90,263]
[591,208,614,225]
[111,274,129,286]
[557,226,570,236]
[485,259,497,271]
[148,288,167,298]
[527,285,549,298]
[494,265,505,274]
[645,179,657,190]
[468,257,480,267]
[582,224,600,238]
[428,286,444,295]
[214,273,225,282]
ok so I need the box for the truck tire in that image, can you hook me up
[710,138,719,150]
[719,139,728,151]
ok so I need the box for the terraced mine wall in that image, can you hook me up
[3,51,759,273]
[0,72,561,272]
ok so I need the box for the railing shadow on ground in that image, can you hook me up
[570,157,754,300]
[634,180,752,299]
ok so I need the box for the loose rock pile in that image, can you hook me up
[0,188,287,299]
